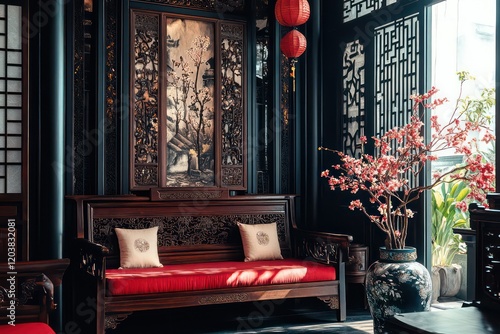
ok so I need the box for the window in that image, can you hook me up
[0,3,27,262]
[430,0,496,225]
[429,0,496,299]
[430,0,496,169]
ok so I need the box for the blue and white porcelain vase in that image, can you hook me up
[365,247,432,334]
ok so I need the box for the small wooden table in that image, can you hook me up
[385,306,500,333]
[346,244,369,309]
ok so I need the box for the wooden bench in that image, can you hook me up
[385,201,500,333]
[0,259,69,334]
[66,192,353,334]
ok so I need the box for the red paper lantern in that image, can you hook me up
[280,29,307,59]
[275,0,310,27]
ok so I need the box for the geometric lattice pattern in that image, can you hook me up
[0,5,22,194]
[343,0,398,22]
[374,13,420,186]
[342,40,365,157]
[374,14,419,138]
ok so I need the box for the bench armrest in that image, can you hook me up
[0,259,69,324]
[293,228,353,265]
[74,238,109,280]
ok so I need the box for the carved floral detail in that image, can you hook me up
[133,14,159,187]
[134,165,158,186]
[137,0,245,13]
[198,293,248,304]
[156,190,225,200]
[92,213,286,255]
[220,22,245,188]
[222,167,243,186]
[318,296,340,309]
[105,313,132,330]
[302,238,339,265]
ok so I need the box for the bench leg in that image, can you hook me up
[338,261,347,321]
[317,263,347,322]
[317,295,346,322]
[95,279,109,334]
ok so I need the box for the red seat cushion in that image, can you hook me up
[106,259,336,296]
[0,322,55,334]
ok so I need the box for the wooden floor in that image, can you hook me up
[106,296,463,334]
[107,299,374,334]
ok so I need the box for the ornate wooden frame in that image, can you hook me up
[130,10,247,192]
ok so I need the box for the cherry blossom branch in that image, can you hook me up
[319,72,495,249]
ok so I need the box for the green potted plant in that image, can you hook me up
[431,180,469,301]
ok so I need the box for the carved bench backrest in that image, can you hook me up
[84,196,295,268]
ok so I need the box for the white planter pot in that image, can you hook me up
[431,266,441,303]
[437,264,462,298]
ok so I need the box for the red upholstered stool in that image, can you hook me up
[0,322,55,334]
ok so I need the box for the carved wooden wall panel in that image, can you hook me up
[130,10,246,191]
[280,54,290,194]
[220,22,245,188]
[131,12,160,188]
[135,0,246,13]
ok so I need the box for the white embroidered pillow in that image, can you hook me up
[115,227,163,269]
[237,222,283,262]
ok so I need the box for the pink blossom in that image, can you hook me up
[349,200,363,211]
[455,201,468,212]
[320,75,495,250]
[482,132,495,143]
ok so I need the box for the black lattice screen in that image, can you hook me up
[374,14,419,138]
[341,3,420,185]
[343,0,399,23]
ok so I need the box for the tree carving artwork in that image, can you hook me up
[131,12,246,190]
[166,18,215,187]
